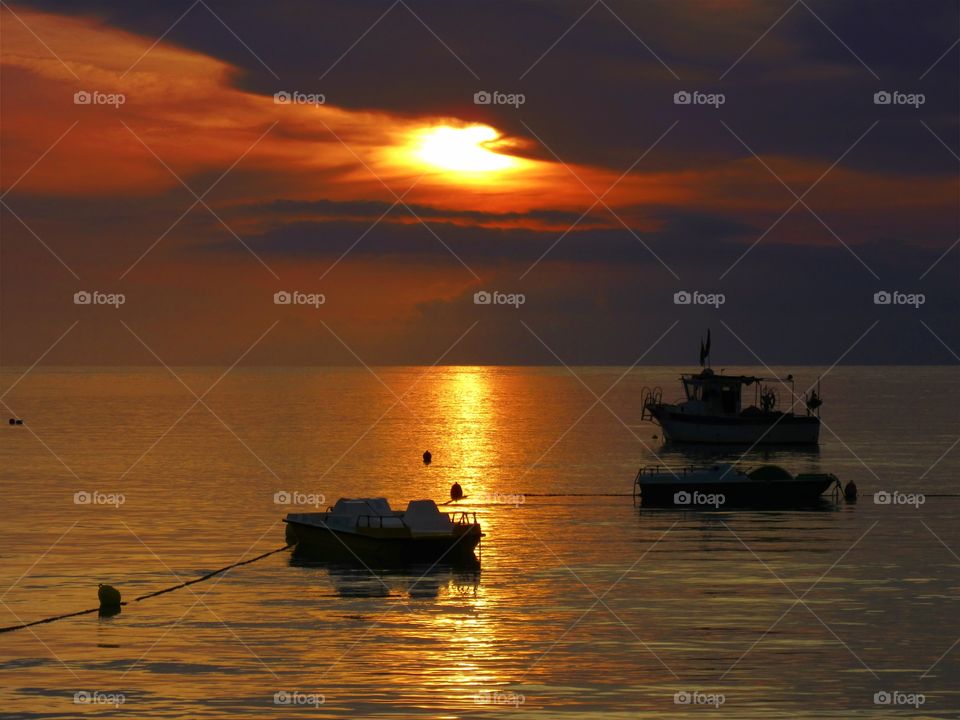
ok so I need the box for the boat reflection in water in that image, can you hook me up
[657,440,821,466]
[289,557,481,599]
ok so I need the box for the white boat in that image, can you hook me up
[284,498,482,565]
[642,333,822,445]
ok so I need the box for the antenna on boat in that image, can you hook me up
[699,329,711,368]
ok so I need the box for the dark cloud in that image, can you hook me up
[18,0,959,174]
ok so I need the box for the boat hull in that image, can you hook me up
[650,407,820,445]
[284,520,482,565]
[638,476,837,508]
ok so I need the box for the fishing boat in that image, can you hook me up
[633,463,840,507]
[284,498,482,564]
[641,331,823,445]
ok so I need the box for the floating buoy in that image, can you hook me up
[422,450,432,465]
[844,480,858,501]
[8,418,15,425]
[450,482,463,501]
[98,584,121,612]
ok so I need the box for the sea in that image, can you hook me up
[1,366,958,718]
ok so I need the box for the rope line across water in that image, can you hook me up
[0,544,292,635]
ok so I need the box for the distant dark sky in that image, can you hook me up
[1,1,957,366]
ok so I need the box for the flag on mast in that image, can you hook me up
[699,329,711,367]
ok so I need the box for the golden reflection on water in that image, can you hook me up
[435,366,497,490]
[3,367,959,718]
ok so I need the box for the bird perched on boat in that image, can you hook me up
[450,482,463,501]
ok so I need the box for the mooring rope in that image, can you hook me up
[0,544,292,635]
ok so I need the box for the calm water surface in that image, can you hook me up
[1,366,958,718]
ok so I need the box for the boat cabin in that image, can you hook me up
[680,369,756,415]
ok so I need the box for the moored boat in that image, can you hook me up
[633,463,840,507]
[284,498,483,564]
[642,331,823,445]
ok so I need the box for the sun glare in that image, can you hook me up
[413,125,519,173]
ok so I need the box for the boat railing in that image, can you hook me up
[639,386,662,420]
[355,512,478,527]
[635,464,698,479]
[450,511,479,526]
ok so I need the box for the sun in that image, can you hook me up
[412,125,519,173]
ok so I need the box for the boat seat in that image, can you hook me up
[403,500,453,536]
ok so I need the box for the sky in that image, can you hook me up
[0,0,957,366]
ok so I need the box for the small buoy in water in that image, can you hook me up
[8,418,15,425]
[98,584,122,612]
[450,482,463,501]
[844,480,858,501]
[422,450,432,464]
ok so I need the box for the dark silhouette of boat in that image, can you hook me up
[642,331,822,445]
[633,463,839,507]
[284,498,482,565]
